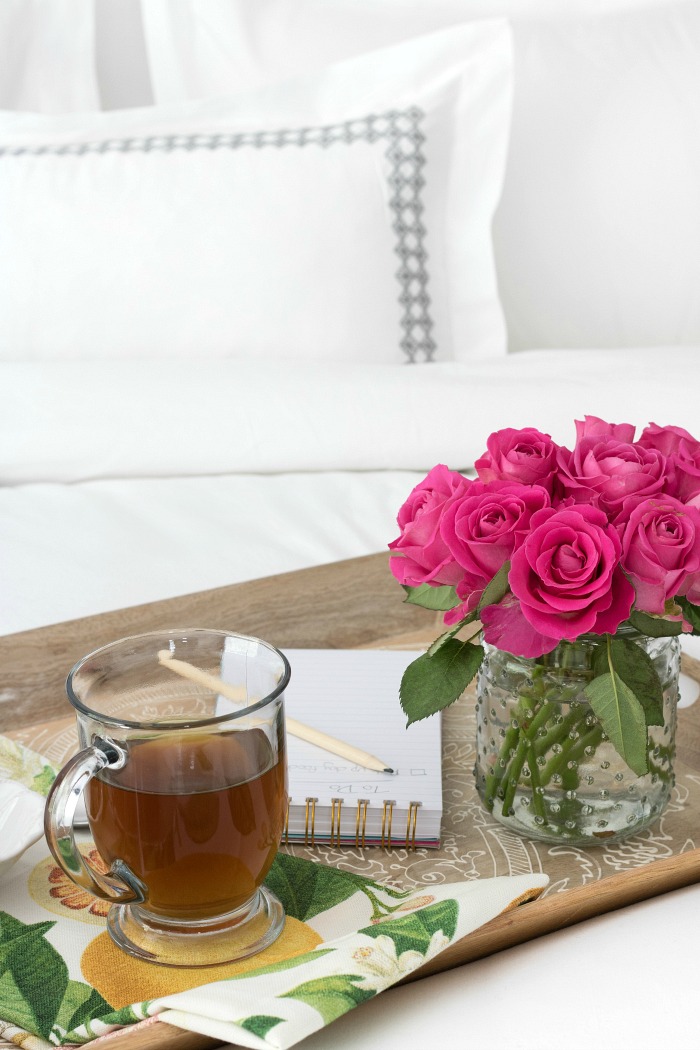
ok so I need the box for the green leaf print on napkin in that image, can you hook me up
[265,853,409,923]
[363,898,459,954]
[0,912,110,1042]
[0,912,68,1038]
[282,974,376,1025]
[54,981,114,1040]
[239,1015,285,1038]
[32,765,57,796]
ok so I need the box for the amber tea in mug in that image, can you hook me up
[87,729,287,921]
[45,629,289,967]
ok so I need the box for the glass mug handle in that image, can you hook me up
[44,737,147,904]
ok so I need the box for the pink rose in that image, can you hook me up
[637,422,700,503]
[488,505,634,657]
[439,481,550,615]
[574,415,636,444]
[637,421,697,458]
[556,424,667,515]
[475,427,559,493]
[646,425,700,504]
[621,496,700,613]
[675,454,700,504]
[389,464,470,587]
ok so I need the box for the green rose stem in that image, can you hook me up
[496,711,673,829]
[500,733,531,816]
[483,691,552,804]
[498,715,603,823]
[483,724,520,806]
[530,701,586,757]
[498,684,561,815]
[479,635,662,818]
[525,743,547,821]
[484,693,573,804]
[647,742,674,784]
[486,694,606,819]
[539,721,604,787]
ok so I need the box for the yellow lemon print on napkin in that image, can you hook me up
[81,917,322,1008]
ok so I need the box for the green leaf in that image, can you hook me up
[677,595,700,634]
[282,975,375,1024]
[53,981,112,1038]
[401,583,460,611]
[0,971,37,1036]
[0,912,68,1039]
[629,609,684,637]
[477,562,511,614]
[400,640,483,725]
[69,1003,146,1041]
[0,912,54,956]
[594,637,664,727]
[239,1015,285,1038]
[265,853,380,922]
[584,671,649,776]
[362,898,458,956]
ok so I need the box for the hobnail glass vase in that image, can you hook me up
[474,630,680,845]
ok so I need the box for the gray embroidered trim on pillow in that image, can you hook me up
[0,108,435,363]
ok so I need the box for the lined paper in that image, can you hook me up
[282,649,442,847]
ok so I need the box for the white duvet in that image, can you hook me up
[1,347,698,638]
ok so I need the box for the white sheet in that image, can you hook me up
[2,346,698,637]
[0,470,425,635]
[1,348,697,484]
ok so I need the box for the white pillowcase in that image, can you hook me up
[0,22,512,364]
[0,0,99,112]
[140,0,700,354]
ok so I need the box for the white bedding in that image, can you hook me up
[2,347,698,638]
[3,348,698,482]
[0,470,424,635]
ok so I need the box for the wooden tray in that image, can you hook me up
[3,553,700,1049]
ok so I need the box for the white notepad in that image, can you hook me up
[282,649,443,848]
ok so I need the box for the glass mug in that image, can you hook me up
[45,629,290,967]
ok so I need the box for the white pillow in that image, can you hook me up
[0,22,512,364]
[0,0,99,112]
[140,0,700,354]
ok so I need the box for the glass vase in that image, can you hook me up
[474,630,680,845]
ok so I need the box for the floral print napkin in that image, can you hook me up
[0,736,548,1050]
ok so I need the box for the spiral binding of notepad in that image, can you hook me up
[284,797,423,849]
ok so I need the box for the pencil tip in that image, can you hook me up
[383,767,395,774]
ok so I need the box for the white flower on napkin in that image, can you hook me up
[351,930,450,991]
[0,737,55,794]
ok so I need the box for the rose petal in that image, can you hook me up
[481,594,560,658]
